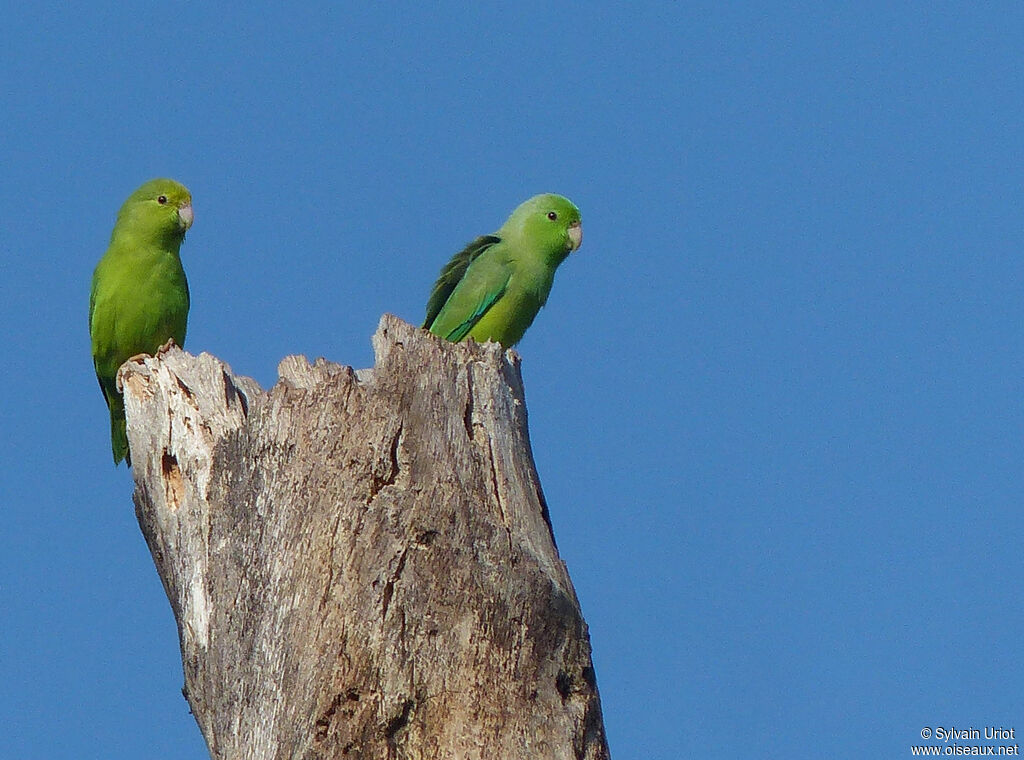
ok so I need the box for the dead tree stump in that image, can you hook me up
[120,314,610,760]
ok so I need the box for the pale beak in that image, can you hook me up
[567,221,583,251]
[178,202,194,231]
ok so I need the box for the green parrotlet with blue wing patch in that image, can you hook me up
[89,178,193,465]
[423,193,583,348]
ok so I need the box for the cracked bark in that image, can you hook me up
[121,314,610,760]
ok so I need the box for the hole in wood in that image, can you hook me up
[161,451,184,511]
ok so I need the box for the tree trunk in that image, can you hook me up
[120,314,610,760]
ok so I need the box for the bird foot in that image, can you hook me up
[156,338,178,356]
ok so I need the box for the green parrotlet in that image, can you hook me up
[423,193,583,348]
[89,178,193,465]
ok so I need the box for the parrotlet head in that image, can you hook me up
[500,193,583,263]
[113,178,194,243]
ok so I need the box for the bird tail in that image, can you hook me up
[110,406,130,466]
[98,374,131,466]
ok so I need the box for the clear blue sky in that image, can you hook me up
[2,3,1022,758]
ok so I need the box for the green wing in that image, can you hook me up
[423,235,501,329]
[442,279,508,342]
[89,265,129,463]
[426,240,513,343]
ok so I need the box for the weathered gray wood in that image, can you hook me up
[121,314,610,760]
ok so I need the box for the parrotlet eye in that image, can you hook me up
[157,195,168,205]
[547,211,558,220]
